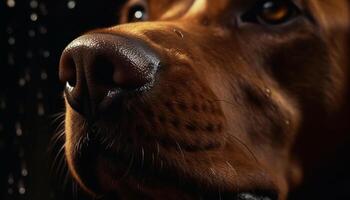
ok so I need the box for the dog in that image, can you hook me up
[58,0,350,199]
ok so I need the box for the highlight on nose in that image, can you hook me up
[59,33,161,118]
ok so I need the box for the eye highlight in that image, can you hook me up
[127,5,148,22]
[242,0,301,25]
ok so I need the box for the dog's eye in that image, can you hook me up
[127,5,148,22]
[242,0,300,25]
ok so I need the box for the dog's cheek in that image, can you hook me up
[264,36,338,112]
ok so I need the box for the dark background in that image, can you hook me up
[1,0,350,200]
[0,0,123,199]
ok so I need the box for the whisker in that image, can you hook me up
[210,98,259,163]
[231,133,258,163]
[141,146,145,168]
[121,153,135,179]
[175,141,186,162]
[51,143,66,174]
[225,161,239,191]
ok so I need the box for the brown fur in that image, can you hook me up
[60,0,350,199]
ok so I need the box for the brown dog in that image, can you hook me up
[58,0,350,199]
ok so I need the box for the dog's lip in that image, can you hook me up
[236,193,275,200]
[75,126,279,200]
[93,146,278,200]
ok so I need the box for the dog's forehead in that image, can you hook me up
[146,0,349,23]
[304,0,349,31]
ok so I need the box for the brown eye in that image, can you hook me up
[127,5,148,22]
[242,0,300,25]
[258,1,296,24]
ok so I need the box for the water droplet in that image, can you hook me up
[18,186,26,195]
[7,0,15,7]
[15,122,23,136]
[8,188,14,195]
[265,88,272,97]
[67,0,76,9]
[173,29,184,38]
[30,13,38,21]
[21,168,28,177]
[28,29,36,37]
[285,120,291,126]
[6,27,14,34]
[18,78,26,87]
[41,71,48,80]
[30,0,38,8]
[8,37,15,45]
[38,103,45,116]
[8,174,14,185]
[43,50,50,58]
[7,53,15,65]
[0,99,6,110]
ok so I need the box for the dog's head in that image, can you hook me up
[59,0,350,199]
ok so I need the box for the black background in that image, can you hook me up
[0,0,123,199]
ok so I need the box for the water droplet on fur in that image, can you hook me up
[265,88,271,97]
[285,120,291,126]
[173,29,184,38]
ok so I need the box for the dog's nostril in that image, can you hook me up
[60,56,77,88]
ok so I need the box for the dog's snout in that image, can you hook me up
[59,33,161,117]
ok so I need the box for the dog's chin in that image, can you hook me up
[70,149,276,200]
[65,124,278,200]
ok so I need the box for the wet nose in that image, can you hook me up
[59,33,161,118]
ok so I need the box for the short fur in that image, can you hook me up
[60,0,350,199]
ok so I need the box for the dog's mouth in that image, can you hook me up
[74,126,278,200]
[66,119,278,200]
